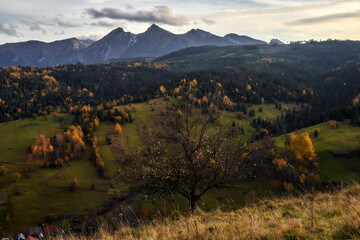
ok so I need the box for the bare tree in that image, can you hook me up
[122,104,275,211]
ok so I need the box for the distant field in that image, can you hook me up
[275,122,360,183]
[0,114,108,231]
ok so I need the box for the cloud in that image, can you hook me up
[55,17,82,28]
[87,0,107,2]
[78,34,103,41]
[287,10,360,25]
[90,20,125,28]
[85,6,189,26]
[54,31,65,36]
[0,22,19,37]
[212,0,360,19]
[20,19,46,34]
[125,4,133,10]
[202,17,216,25]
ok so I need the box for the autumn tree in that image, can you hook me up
[274,132,319,192]
[122,103,275,211]
[64,125,85,159]
[29,135,54,163]
[115,123,122,134]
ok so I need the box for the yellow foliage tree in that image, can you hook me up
[287,132,316,161]
[115,123,122,134]
[94,117,99,128]
[30,135,54,163]
[159,86,167,95]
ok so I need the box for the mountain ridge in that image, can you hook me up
[0,24,268,67]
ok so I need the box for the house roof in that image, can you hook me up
[43,226,59,235]
[18,227,42,236]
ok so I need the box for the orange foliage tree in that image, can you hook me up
[0,165,9,176]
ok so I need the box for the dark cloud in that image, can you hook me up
[0,22,19,37]
[85,6,189,26]
[202,17,216,25]
[287,10,360,25]
[20,19,46,34]
[55,17,82,28]
[90,20,124,28]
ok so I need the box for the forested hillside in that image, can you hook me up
[1,41,360,238]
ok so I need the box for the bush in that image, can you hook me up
[13,172,21,182]
[314,128,320,137]
[50,112,58,119]
[0,165,8,176]
[106,136,112,145]
[328,120,340,129]
[69,178,79,192]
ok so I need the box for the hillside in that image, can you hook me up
[57,184,360,240]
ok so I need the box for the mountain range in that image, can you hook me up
[0,24,267,67]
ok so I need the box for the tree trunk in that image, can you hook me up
[190,199,196,212]
[189,194,200,212]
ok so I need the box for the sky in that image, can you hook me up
[0,0,359,44]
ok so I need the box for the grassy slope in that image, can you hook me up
[99,100,284,213]
[0,114,108,231]
[58,185,360,240]
[99,100,360,215]
[275,122,360,183]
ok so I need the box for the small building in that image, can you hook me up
[18,227,42,237]
[43,226,59,236]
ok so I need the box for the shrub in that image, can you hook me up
[50,112,58,119]
[314,128,320,137]
[131,106,137,112]
[328,120,340,129]
[0,165,8,176]
[106,136,112,145]
[69,178,79,192]
[13,172,21,182]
